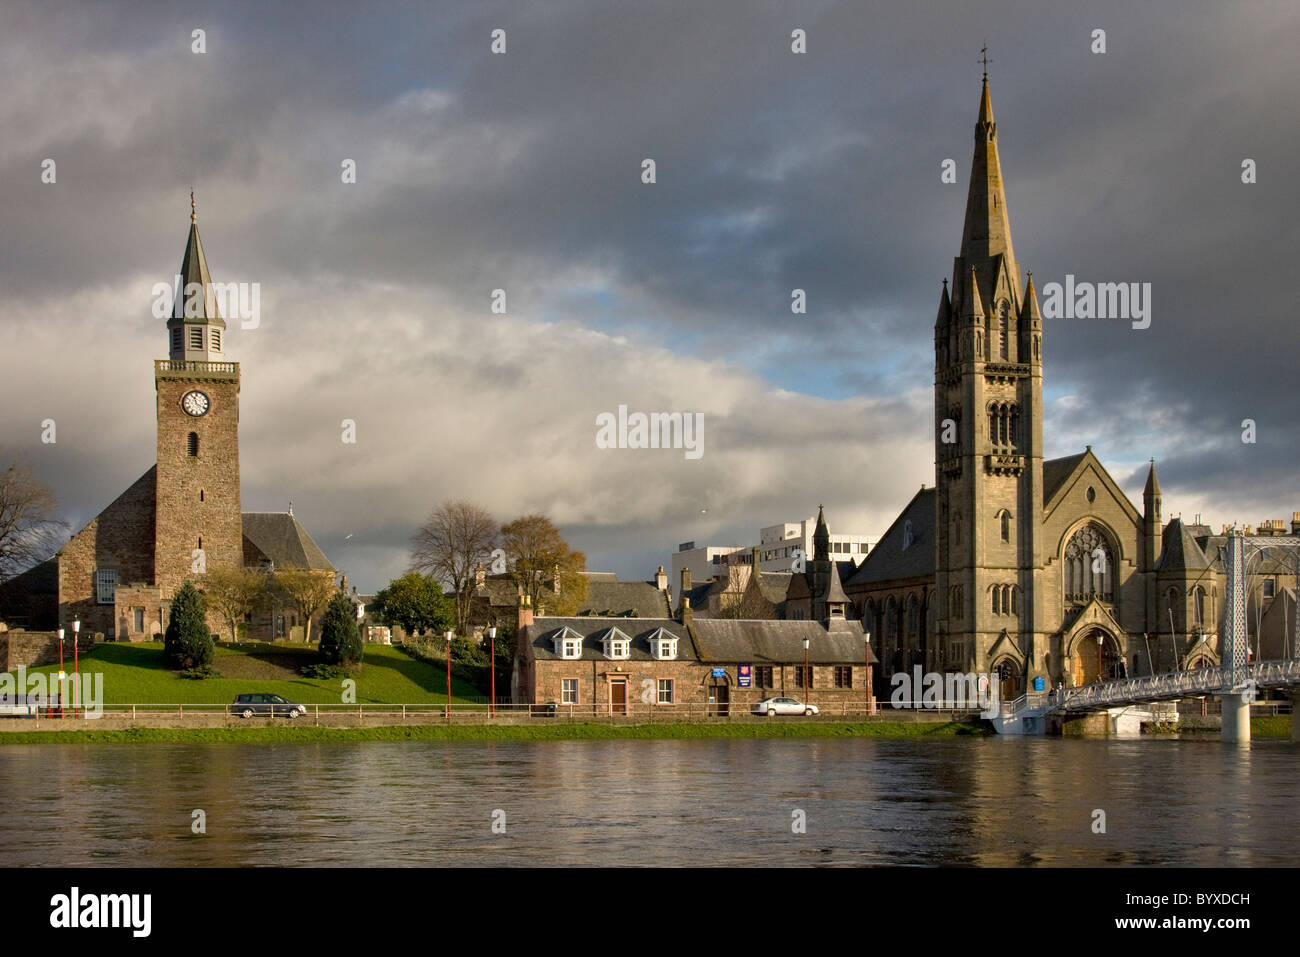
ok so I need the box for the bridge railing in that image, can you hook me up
[1060,658,1300,713]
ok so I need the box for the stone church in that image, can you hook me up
[837,75,1299,699]
[2,200,335,640]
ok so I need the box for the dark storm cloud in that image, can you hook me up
[1,0,1296,588]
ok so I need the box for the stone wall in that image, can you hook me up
[1,629,96,671]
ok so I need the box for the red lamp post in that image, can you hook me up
[72,620,80,718]
[445,630,453,720]
[57,627,65,718]
[487,625,497,718]
[864,631,872,716]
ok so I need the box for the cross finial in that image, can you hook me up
[190,189,196,224]
[979,43,992,78]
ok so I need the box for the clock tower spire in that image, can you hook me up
[153,198,243,596]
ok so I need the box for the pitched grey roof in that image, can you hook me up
[579,580,671,618]
[846,488,936,587]
[1043,452,1088,504]
[1157,518,1211,572]
[757,572,792,606]
[690,618,877,664]
[242,512,334,571]
[530,617,696,661]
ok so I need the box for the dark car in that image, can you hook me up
[229,693,306,719]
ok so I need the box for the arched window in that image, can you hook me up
[1064,522,1114,601]
[999,510,1011,542]
[885,597,898,639]
[187,432,199,457]
[906,595,919,635]
[998,303,1009,360]
[991,587,1001,615]
[1194,587,1206,626]
[1010,585,1019,615]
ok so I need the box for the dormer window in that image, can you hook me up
[552,626,584,660]
[600,626,632,660]
[648,627,679,660]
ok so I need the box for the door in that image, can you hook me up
[708,682,730,716]
[611,681,627,715]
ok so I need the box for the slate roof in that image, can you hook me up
[580,580,671,618]
[690,618,877,664]
[530,617,696,661]
[1156,518,1211,572]
[241,512,335,571]
[845,488,936,587]
[1043,452,1088,504]
[174,222,226,327]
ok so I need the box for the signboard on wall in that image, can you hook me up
[711,668,726,679]
[737,663,752,688]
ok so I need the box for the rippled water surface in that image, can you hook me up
[0,737,1295,866]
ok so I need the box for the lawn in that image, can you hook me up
[8,640,481,705]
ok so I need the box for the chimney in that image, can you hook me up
[474,562,486,590]
[751,545,762,574]
[680,566,692,592]
[655,565,667,591]
[517,594,534,632]
[680,596,693,627]
[1292,512,1300,535]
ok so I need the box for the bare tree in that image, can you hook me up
[501,514,588,616]
[271,568,337,642]
[202,567,269,642]
[0,456,67,581]
[411,500,497,635]
[712,564,776,620]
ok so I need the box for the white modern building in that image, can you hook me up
[671,518,877,582]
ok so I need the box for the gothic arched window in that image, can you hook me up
[1063,522,1114,602]
[998,301,1010,360]
[1194,587,1206,626]
[999,510,1011,542]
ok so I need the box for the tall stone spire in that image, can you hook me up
[959,74,1016,271]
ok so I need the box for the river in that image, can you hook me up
[0,737,1295,866]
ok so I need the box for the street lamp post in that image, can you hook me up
[73,620,80,718]
[57,627,65,718]
[445,630,453,720]
[487,625,498,718]
[1096,633,1104,684]
[864,631,872,716]
[803,637,810,705]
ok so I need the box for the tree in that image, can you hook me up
[410,500,497,635]
[712,564,776,620]
[201,567,268,642]
[500,514,588,616]
[271,569,337,642]
[319,591,364,666]
[0,456,67,581]
[164,580,214,669]
[371,572,453,636]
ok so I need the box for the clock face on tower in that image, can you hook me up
[181,390,210,417]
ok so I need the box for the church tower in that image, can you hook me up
[934,74,1047,687]
[153,195,243,594]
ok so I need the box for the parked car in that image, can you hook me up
[0,695,40,719]
[530,701,558,718]
[753,696,819,716]
[229,693,306,718]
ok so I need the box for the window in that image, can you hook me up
[170,328,182,352]
[755,666,775,689]
[1194,587,1206,625]
[1263,579,1276,599]
[561,679,578,704]
[833,666,853,688]
[211,329,221,351]
[648,628,678,660]
[96,569,117,605]
[562,639,581,659]
[1000,510,1011,542]
[133,607,144,632]
[902,520,914,550]
[795,666,814,689]
[992,587,1002,615]
[188,432,199,457]
[189,327,203,350]
[657,679,674,704]
[601,627,632,659]
[1064,522,1114,601]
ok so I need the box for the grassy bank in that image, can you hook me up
[0,720,990,745]
[7,641,480,704]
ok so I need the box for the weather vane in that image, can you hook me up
[979,43,992,78]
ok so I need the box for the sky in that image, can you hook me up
[1,0,1297,593]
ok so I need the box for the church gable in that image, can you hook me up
[1042,448,1141,530]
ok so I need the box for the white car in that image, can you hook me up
[753,696,818,716]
